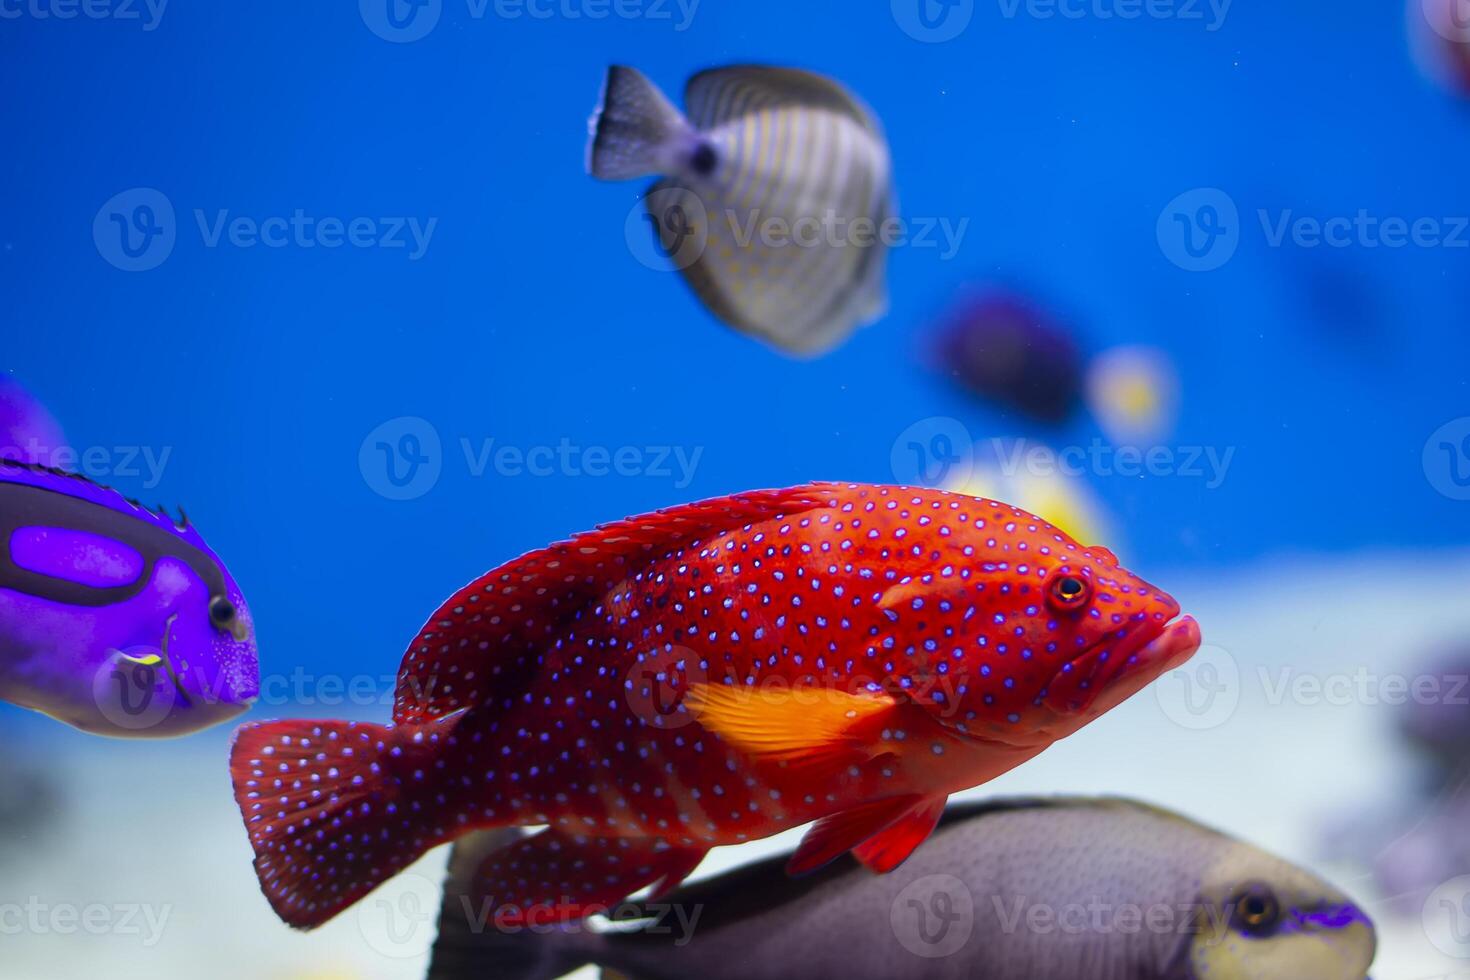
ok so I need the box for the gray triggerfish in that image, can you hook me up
[426,797,1376,980]
[588,65,895,356]
[0,459,259,737]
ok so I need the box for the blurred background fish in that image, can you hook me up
[0,460,259,738]
[1322,643,1470,907]
[1399,644,1470,784]
[427,797,1377,980]
[946,441,1116,553]
[1085,345,1181,448]
[0,377,69,466]
[588,65,894,356]
[927,288,1085,426]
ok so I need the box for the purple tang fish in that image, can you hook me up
[0,459,259,737]
[0,378,69,466]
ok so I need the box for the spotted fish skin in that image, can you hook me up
[588,66,895,356]
[230,483,1199,930]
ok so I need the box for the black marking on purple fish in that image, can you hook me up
[0,466,229,611]
[0,457,193,528]
[159,613,194,707]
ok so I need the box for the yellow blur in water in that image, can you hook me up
[1086,345,1180,446]
[949,455,1116,553]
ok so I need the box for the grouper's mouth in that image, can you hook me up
[1043,615,1202,719]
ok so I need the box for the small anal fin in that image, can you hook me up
[786,794,926,877]
[475,829,707,925]
[851,794,947,873]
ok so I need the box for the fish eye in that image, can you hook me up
[690,142,719,176]
[1046,572,1091,611]
[209,595,237,631]
[1229,885,1283,937]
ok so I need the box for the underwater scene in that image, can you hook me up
[3,1,1470,977]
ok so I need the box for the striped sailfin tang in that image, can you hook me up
[683,65,884,135]
[653,66,895,356]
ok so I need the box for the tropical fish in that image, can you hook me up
[930,289,1084,425]
[587,66,894,356]
[0,378,68,466]
[230,482,1199,930]
[428,797,1377,980]
[0,459,259,737]
[1400,646,1470,779]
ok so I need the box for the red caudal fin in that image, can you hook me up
[229,715,463,929]
[472,829,707,925]
[851,795,947,873]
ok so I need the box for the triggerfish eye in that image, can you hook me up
[1231,884,1284,936]
[1047,572,1091,611]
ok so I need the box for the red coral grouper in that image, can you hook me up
[230,483,1200,929]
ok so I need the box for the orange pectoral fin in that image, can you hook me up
[851,794,947,873]
[682,682,897,770]
[786,795,927,877]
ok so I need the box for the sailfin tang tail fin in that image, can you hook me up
[588,66,692,180]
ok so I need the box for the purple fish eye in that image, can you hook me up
[210,595,243,636]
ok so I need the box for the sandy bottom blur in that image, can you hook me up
[2,549,1469,980]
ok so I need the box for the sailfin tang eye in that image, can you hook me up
[210,595,247,639]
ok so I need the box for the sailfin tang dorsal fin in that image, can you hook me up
[683,66,880,133]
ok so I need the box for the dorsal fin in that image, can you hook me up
[392,484,837,724]
[683,66,879,133]
[0,456,191,530]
